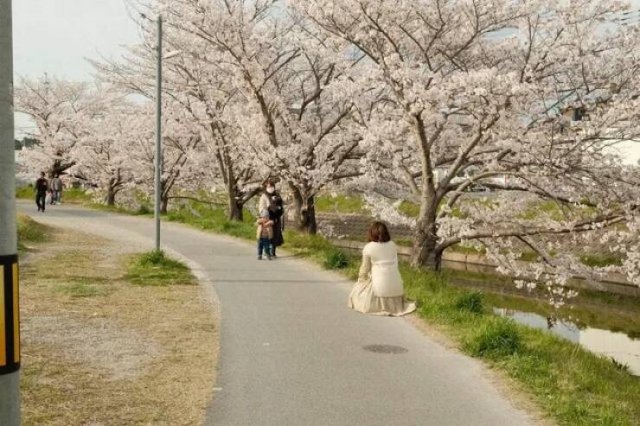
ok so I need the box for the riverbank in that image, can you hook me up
[16,195,640,425]
[166,201,640,425]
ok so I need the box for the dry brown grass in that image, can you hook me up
[20,226,218,425]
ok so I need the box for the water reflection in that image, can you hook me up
[494,308,640,376]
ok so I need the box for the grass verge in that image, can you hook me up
[17,214,52,251]
[20,220,217,425]
[126,250,196,287]
[315,193,369,214]
[16,186,92,204]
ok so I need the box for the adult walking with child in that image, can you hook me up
[258,179,285,258]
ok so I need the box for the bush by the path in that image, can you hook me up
[126,250,196,287]
[323,249,350,270]
[454,291,484,314]
[465,318,522,358]
[17,214,51,250]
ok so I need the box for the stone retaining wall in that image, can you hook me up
[316,212,413,241]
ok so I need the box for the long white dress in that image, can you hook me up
[348,241,416,316]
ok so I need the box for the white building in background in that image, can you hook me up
[606,140,640,166]
[14,149,34,187]
[562,105,640,167]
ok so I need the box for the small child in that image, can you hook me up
[256,210,274,260]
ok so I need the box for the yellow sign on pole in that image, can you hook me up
[12,262,18,363]
[0,264,5,368]
[0,255,19,374]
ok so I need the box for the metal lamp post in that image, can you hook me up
[154,15,163,252]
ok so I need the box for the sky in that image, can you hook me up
[9,0,640,164]
[13,0,140,80]
[12,0,141,135]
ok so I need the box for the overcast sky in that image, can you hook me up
[13,0,140,80]
[12,0,140,135]
[10,0,640,163]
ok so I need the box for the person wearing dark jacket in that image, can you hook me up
[259,181,285,257]
[35,172,48,212]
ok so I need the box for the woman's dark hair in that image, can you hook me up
[368,221,391,243]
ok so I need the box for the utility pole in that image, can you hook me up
[154,15,163,251]
[0,0,21,424]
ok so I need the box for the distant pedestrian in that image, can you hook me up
[260,180,284,257]
[348,221,416,316]
[256,209,274,260]
[50,174,63,204]
[34,172,48,212]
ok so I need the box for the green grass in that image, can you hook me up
[394,237,413,247]
[518,200,565,221]
[580,253,623,267]
[315,194,369,214]
[464,318,522,357]
[15,186,92,204]
[15,185,33,199]
[57,277,112,298]
[125,250,196,287]
[17,214,51,250]
[60,187,93,203]
[448,244,486,256]
[397,200,420,218]
[165,202,256,240]
[454,291,485,314]
[323,248,350,269]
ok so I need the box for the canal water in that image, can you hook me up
[444,273,640,376]
[493,308,640,376]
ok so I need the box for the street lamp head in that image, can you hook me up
[163,50,183,60]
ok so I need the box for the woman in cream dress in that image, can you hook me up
[348,222,416,316]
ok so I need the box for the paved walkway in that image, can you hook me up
[18,202,536,425]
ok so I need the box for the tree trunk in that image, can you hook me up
[160,196,169,214]
[106,187,116,206]
[410,199,442,270]
[291,185,317,234]
[228,190,244,222]
[106,174,121,206]
[411,228,443,270]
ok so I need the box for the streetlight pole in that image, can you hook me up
[154,15,163,252]
[0,0,21,424]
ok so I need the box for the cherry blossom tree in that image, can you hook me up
[14,76,107,178]
[292,0,640,291]
[71,97,147,205]
[151,0,366,232]
[92,10,268,220]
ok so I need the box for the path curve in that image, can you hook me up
[18,202,536,426]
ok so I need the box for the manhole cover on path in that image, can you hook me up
[363,344,408,354]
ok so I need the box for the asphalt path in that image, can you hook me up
[17,201,535,426]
